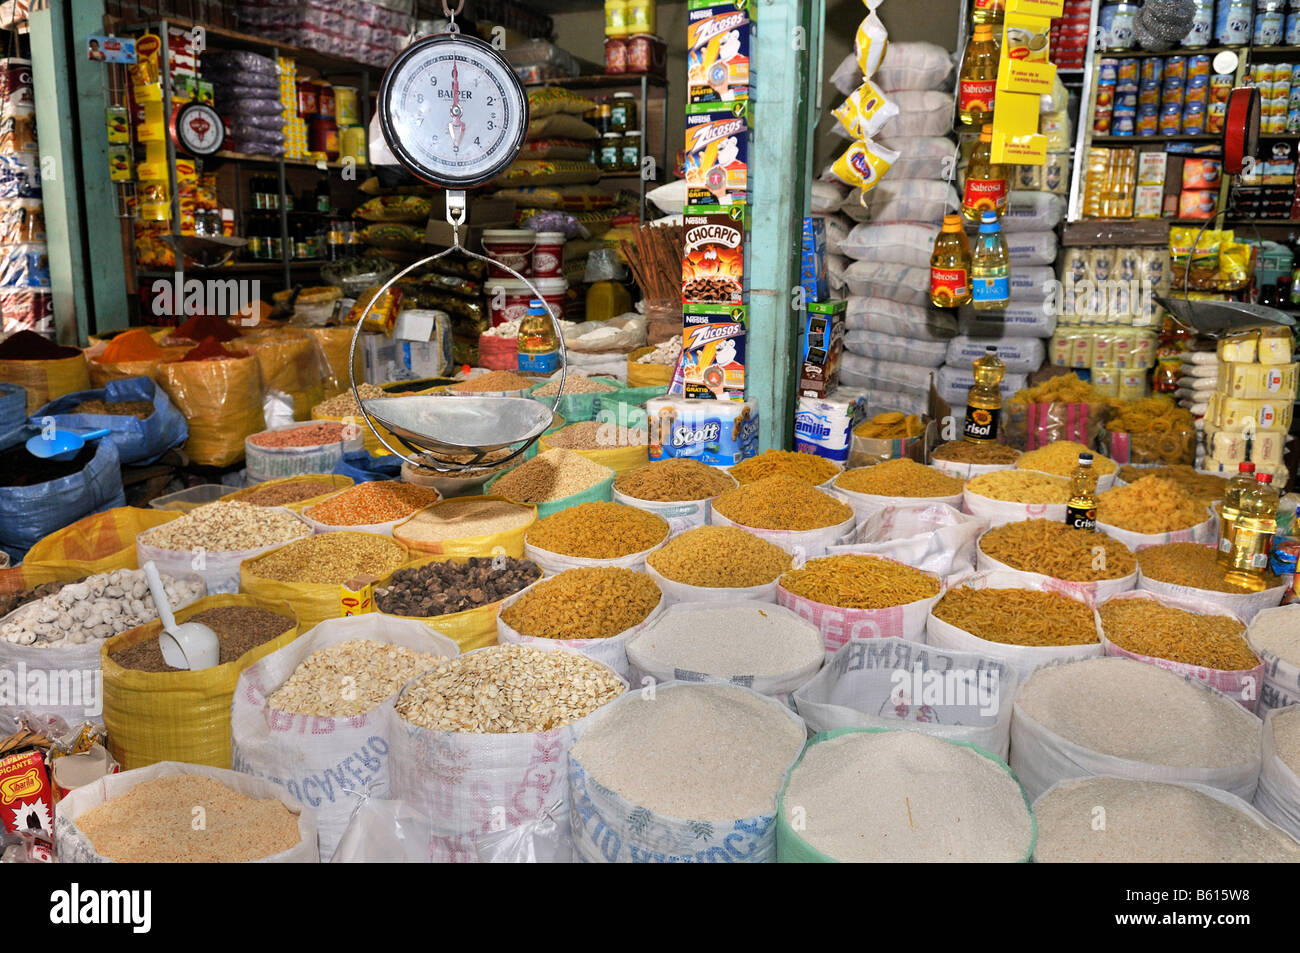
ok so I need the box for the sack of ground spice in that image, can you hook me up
[496,567,664,678]
[388,644,626,861]
[301,480,442,536]
[924,571,1103,685]
[376,554,540,652]
[86,328,189,389]
[484,447,614,518]
[231,614,458,862]
[611,459,737,536]
[100,594,298,771]
[792,637,1020,759]
[1010,656,1264,802]
[536,420,649,476]
[225,474,355,513]
[1136,542,1286,625]
[393,496,537,558]
[244,421,364,484]
[159,350,265,467]
[777,554,944,653]
[642,525,793,606]
[709,476,857,560]
[1254,707,1300,840]
[32,376,188,466]
[523,500,670,576]
[568,682,806,863]
[1096,590,1261,712]
[1246,606,1300,712]
[0,329,90,413]
[828,503,985,578]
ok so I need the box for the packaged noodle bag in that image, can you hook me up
[832,80,898,140]
[829,138,899,194]
[856,12,888,78]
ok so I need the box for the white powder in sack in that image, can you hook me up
[1274,707,1300,777]
[1034,777,1300,863]
[570,683,805,821]
[1015,657,1259,768]
[1247,607,1300,666]
[781,730,1033,862]
[627,606,824,678]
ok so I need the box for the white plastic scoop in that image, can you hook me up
[142,561,218,671]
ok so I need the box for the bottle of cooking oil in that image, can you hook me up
[516,298,560,374]
[1218,461,1257,566]
[1066,453,1098,531]
[930,214,973,308]
[963,345,1004,443]
[962,124,1009,222]
[1225,472,1280,592]
[958,24,999,127]
[971,211,1010,311]
[971,0,1005,26]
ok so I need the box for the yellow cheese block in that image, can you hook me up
[1217,362,1299,400]
[1209,395,1293,433]
[1217,334,1258,364]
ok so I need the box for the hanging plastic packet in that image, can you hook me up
[829,138,900,192]
[1218,238,1252,290]
[855,12,888,78]
[832,79,898,139]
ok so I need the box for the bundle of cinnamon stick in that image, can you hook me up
[620,222,683,303]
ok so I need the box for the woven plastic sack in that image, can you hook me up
[0,435,124,563]
[312,408,401,456]
[100,593,298,771]
[1136,544,1286,624]
[568,682,805,863]
[778,561,944,653]
[231,614,457,862]
[829,482,963,525]
[976,531,1138,603]
[393,496,535,558]
[240,328,329,421]
[302,325,365,399]
[331,798,438,863]
[138,507,311,596]
[930,456,1018,480]
[226,473,356,514]
[55,762,319,863]
[793,637,1019,760]
[536,429,648,476]
[0,381,26,439]
[710,508,856,560]
[1247,606,1300,711]
[1097,514,1217,550]
[642,561,781,606]
[32,376,187,466]
[827,503,985,578]
[160,354,265,467]
[962,486,1066,528]
[484,466,615,519]
[844,297,957,341]
[626,346,674,389]
[1009,657,1264,802]
[612,481,731,536]
[775,727,1035,862]
[387,647,625,862]
[528,374,620,423]
[1254,707,1300,839]
[524,534,666,577]
[86,346,188,388]
[244,421,364,484]
[21,506,178,578]
[0,352,89,413]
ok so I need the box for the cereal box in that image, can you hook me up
[683,304,747,400]
[682,204,748,306]
[647,395,758,467]
[686,0,754,103]
[800,299,846,399]
[685,100,750,206]
[801,216,828,303]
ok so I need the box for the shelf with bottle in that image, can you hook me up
[213,150,352,170]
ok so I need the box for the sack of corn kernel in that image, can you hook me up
[710,510,857,562]
[240,328,329,422]
[1254,707,1300,840]
[828,503,985,577]
[101,594,298,771]
[792,637,1020,760]
[1247,607,1300,712]
[0,352,90,413]
[244,421,365,484]
[929,458,1019,481]
[495,579,665,678]
[159,354,266,467]
[225,474,356,514]
[1097,590,1261,712]
[1136,545,1287,625]
[54,761,320,863]
[1096,514,1218,551]
[32,376,189,466]
[231,614,458,862]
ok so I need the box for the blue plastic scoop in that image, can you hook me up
[26,427,112,461]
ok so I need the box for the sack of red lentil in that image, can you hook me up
[231,614,458,862]
[298,480,443,537]
[793,636,1018,759]
[244,420,365,484]
[1254,707,1300,840]
[1246,606,1300,711]
[827,503,985,577]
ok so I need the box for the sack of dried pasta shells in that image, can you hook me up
[962,469,1071,528]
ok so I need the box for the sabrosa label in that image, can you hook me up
[931,266,969,301]
[963,405,1000,442]
[959,79,996,113]
[963,176,1008,212]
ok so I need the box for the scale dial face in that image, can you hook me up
[379,33,529,189]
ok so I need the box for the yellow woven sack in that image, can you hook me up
[225,474,356,513]
[160,354,266,467]
[626,346,673,388]
[87,348,189,388]
[21,507,181,581]
[241,329,329,421]
[239,531,411,631]
[392,495,537,558]
[303,325,365,399]
[537,429,649,476]
[374,555,503,652]
[0,354,91,413]
[100,594,299,770]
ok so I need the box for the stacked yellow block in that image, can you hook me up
[279,56,308,159]
[1202,326,1297,482]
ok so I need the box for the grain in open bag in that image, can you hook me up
[225,473,355,512]
[389,644,626,862]
[962,469,1070,527]
[137,500,313,595]
[729,448,843,488]
[710,475,856,559]
[392,495,536,558]
[523,500,669,575]
[1016,439,1118,490]
[925,570,1103,683]
[1095,475,1217,548]
[1253,706,1300,840]
[484,447,615,518]
[400,447,517,499]
[1247,605,1300,711]
[778,554,943,652]
[827,502,986,577]
[231,614,458,862]
[777,728,1036,863]
[830,459,965,523]
[642,525,793,605]
[612,458,737,535]
[496,567,665,677]
[529,372,619,423]
[568,682,806,863]
[976,518,1138,601]
[310,382,397,455]
[55,761,319,863]
[1009,656,1263,801]
[536,420,648,476]
[244,420,363,484]
[1035,775,1300,862]
[1137,541,1286,623]
[928,439,1021,480]
[791,636,1019,759]
[301,480,442,536]
[101,593,297,771]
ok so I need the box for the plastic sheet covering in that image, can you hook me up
[240,328,329,421]
[31,376,187,466]
[303,325,365,400]
[159,353,265,467]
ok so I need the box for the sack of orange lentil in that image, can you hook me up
[299,480,442,537]
[244,420,365,484]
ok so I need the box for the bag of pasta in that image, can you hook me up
[347,285,403,334]
[1003,372,1114,451]
[1101,396,1196,466]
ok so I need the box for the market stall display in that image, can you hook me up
[644,525,793,604]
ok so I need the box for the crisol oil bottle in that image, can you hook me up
[1225,472,1280,592]
[1217,461,1257,566]
[963,345,1004,443]
[516,298,560,373]
[958,25,999,127]
[1066,453,1098,531]
[962,124,1009,221]
[971,211,1010,311]
[930,214,972,308]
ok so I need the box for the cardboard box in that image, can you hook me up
[686,0,755,103]
[683,304,747,400]
[801,217,828,302]
[849,385,945,467]
[799,299,846,398]
[682,204,748,306]
[685,100,750,207]
[424,195,517,249]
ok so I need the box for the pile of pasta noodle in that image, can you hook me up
[966,469,1071,504]
[1009,373,1107,406]
[979,519,1136,580]
[931,586,1099,647]
[1117,465,1226,507]
[834,458,965,498]
[780,554,939,609]
[1096,475,1205,534]
[1138,541,1282,593]
[1105,397,1196,465]
[1098,598,1257,671]
[854,411,924,440]
[1017,441,1118,477]
[930,441,1021,465]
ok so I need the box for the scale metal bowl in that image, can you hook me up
[1158,295,1296,337]
[362,394,555,462]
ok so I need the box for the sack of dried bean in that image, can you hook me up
[231,614,458,862]
[1254,707,1300,840]
[827,503,985,577]
[100,594,298,771]
[244,421,365,484]
[32,376,188,466]
[1247,606,1300,712]
[792,637,1019,760]
[393,496,536,559]
[54,761,320,863]
[225,474,355,513]
[159,353,265,467]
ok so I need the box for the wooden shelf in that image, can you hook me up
[213,151,352,170]
[526,73,668,89]
[1091,135,1222,144]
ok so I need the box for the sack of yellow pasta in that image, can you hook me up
[1004,372,1114,451]
[1101,396,1197,466]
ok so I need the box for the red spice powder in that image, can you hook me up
[180,336,250,362]
[174,313,241,343]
